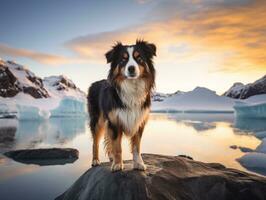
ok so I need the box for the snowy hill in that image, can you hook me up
[0,59,86,120]
[223,75,266,99]
[152,87,235,112]
[0,60,49,98]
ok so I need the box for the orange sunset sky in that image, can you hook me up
[0,0,265,94]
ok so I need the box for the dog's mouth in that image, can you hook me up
[126,73,138,79]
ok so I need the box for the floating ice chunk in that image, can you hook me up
[255,131,266,139]
[256,138,266,153]
[16,105,50,120]
[50,97,87,118]
[237,152,266,175]
[234,102,266,119]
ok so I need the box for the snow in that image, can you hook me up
[152,87,235,112]
[242,94,266,104]
[0,60,87,120]
[5,60,41,89]
[151,87,266,117]
[223,75,266,99]
[223,82,245,98]
[43,75,85,100]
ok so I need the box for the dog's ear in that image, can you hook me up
[136,39,156,58]
[105,42,123,64]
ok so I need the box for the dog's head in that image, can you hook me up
[106,40,156,85]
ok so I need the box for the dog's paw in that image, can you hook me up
[108,153,113,162]
[91,159,100,167]
[111,162,124,172]
[133,161,146,171]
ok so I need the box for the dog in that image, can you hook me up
[87,40,156,172]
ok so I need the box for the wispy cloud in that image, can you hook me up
[0,43,87,66]
[65,0,266,73]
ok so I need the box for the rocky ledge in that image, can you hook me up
[56,154,266,200]
[4,148,79,166]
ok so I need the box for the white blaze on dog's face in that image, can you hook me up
[124,47,140,79]
[105,40,156,85]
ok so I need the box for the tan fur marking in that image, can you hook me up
[109,128,123,171]
[92,113,105,165]
[113,66,119,77]
[139,65,145,76]
[133,51,140,58]
[123,52,128,58]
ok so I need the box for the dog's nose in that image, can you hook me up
[128,66,135,74]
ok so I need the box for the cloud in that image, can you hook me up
[65,0,266,73]
[0,43,87,66]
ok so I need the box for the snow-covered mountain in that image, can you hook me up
[0,59,86,120]
[152,87,235,112]
[152,90,184,102]
[223,75,266,99]
[0,60,49,98]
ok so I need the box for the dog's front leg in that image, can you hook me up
[131,126,146,170]
[109,126,123,172]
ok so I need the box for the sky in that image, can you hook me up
[0,0,265,94]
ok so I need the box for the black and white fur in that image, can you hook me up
[88,40,156,172]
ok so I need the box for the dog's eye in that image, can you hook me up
[137,57,143,63]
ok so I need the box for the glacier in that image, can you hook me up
[152,87,235,113]
[234,94,266,119]
[0,97,87,121]
[51,97,87,118]
[0,93,87,121]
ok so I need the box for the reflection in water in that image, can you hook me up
[0,114,265,200]
[167,113,234,132]
[234,117,266,133]
[233,117,266,175]
[0,118,86,151]
[0,119,18,153]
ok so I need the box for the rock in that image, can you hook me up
[0,60,49,98]
[4,148,79,166]
[0,63,20,97]
[223,75,266,99]
[230,145,254,152]
[56,154,266,200]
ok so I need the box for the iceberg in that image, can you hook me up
[237,153,266,176]
[51,97,87,118]
[234,101,266,119]
[0,94,87,121]
[17,105,51,120]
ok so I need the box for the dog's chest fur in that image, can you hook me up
[115,79,149,136]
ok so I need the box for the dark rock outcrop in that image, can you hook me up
[223,75,266,99]
[0,63,20,97]
[4,148,79,166]
[0,60,49,98]
[56,154,266,200]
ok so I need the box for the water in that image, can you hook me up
[0,113,265,200]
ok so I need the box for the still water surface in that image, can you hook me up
[0,113,265,200]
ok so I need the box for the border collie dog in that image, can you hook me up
[88,40,156,172]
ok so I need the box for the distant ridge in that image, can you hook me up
[223,75,266,99]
